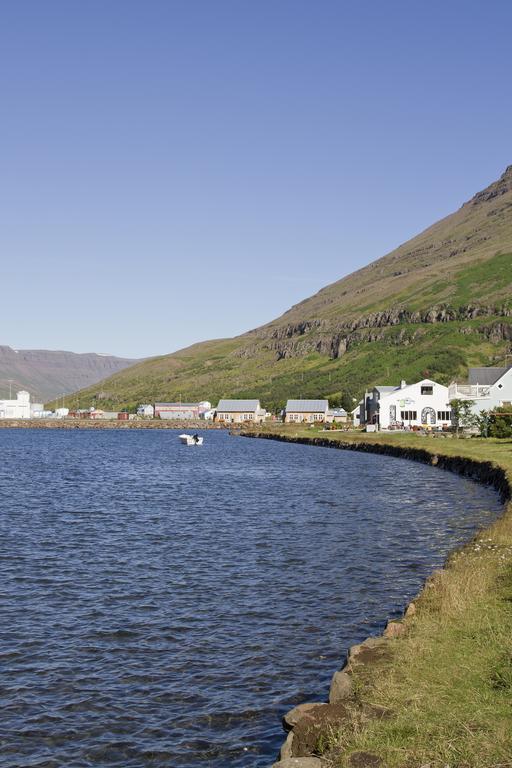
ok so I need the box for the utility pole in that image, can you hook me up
[8,380,13,399]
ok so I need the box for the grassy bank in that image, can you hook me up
[251,427,512,768]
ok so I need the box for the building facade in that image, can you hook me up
[0,390,31,419]
[360,380,451,429]
[137,404,155,418]
[155,403,201,420]
[215,399,266,423]
[327,407,348,423]
[449,366,512,414]
[284,399,329,423]
[155,401,212,420]
[378,379,451,429]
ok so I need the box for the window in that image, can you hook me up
[421,385,433,395]
[401,410,417,420]
[437,411,451,421]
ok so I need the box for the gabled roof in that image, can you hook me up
[217,399,262,411]
[468,367,510,386]
[374,385,399,393]
[155,402,200,408]
[286,399,329,412]
[379,379,444,399]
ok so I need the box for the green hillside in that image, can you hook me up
[52,167,512,413]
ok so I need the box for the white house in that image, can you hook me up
[364,385,399,426]
[449,366,512,415]
[380,379,451,429]
[137,404,155,418]
[0,390,31,419]
[351,400,363,426]
[284,399,329,423]
[326,407,348,423]
[215,399,266,424]
[363,379,452,429]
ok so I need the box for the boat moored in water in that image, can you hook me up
[179,433,203,446]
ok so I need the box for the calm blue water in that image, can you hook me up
[0,429,503,767]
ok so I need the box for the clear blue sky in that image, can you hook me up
[2,0,511,359]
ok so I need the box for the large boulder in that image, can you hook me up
[347,637,390,671]
[283,702,326,730]
[329,670,353,702]
[291,702,350,757]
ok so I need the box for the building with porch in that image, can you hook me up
[449,366,512,414]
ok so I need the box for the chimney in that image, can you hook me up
[400,380,406,389]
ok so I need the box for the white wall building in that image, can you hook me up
[364,379,452,429]
[379,379,452,429]
[352,401,363,427]
[449,366,512,414]
[0,390,31,419]
[137,404,155,417]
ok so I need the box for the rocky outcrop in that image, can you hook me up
[235,305,512,361]
[466,165,512,207]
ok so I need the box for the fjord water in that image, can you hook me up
[0,429,502,767]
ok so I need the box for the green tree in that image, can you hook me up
[450,398,479,435]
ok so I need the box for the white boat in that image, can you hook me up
[179,433,203,446]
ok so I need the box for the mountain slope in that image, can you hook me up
[56,167,512,411]
[0,347,138,402]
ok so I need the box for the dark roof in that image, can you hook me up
[468,367,510,386]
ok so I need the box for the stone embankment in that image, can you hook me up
[243,432,511,768]
[0,419,223,430]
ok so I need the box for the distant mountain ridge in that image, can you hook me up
[0,346,138,402]
[56,166,512,412]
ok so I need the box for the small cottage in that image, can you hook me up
[284,399,329,423]
[215,399,266,424]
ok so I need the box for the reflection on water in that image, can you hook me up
[0,429,502,767]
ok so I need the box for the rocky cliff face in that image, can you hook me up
[236,304,512,361]
[0,346,138,401]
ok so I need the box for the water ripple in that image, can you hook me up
[0,429,502,767]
